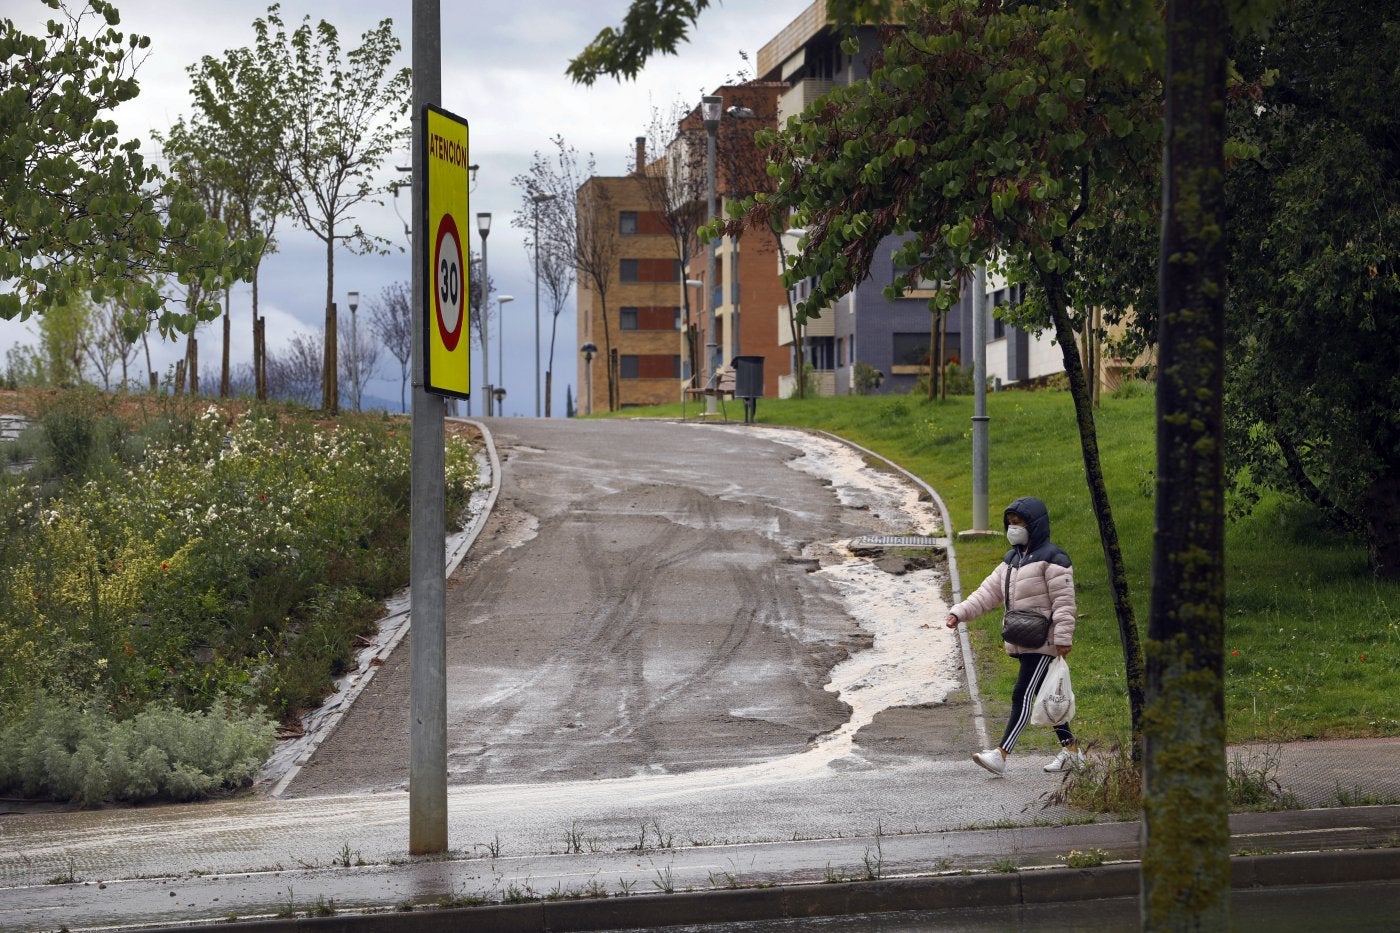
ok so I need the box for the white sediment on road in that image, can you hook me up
[269,424,960,809]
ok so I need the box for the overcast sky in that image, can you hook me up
[3,0,807,415]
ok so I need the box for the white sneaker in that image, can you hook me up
[1043,747,1085,772]
[972,748,1006,776]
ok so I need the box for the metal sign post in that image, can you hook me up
[409,0,448,855]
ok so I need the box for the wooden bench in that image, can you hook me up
[684,371,736,400]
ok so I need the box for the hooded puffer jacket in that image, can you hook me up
[947,496,1076,657]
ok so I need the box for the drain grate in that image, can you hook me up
[850,534,946,549]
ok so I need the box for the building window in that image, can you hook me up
[892,333,929,367]
[807,336,835,370]
[620,355,681,379]
[619,211,638,235]
[837,337,845,367]
[990,283,1024,340]
[620,307,680,331]
[893,256,942,293]
[622,258,679,283]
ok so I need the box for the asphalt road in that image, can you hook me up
[283,418,944,797]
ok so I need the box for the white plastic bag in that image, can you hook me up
[1032,656,1076,726]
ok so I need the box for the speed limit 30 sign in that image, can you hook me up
[434,213,464,350]
[423,105,471,398]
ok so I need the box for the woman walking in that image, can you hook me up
[945,496,1083,776]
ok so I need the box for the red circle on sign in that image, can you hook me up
[434,213,465,351]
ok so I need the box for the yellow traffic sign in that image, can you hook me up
[423,105,471,398]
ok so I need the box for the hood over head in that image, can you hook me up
[1004,496,1051,550]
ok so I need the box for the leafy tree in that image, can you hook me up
[466,250,494,388]
[370,281,412,413]
[250,4,411,414]
[4,296,89,387]
[1225,0,1400,579]
[629,104,705,395]
[83,295,141,390]
[515,137,622,410]
[184,41,289,401]
[338,308,380,411]
[722,1,1160,748]
[515,194,576,419]
[0,0,257,334]
[264,330,323,407]
[155,118,226,395]
[568,0,717,85]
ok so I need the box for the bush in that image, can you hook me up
[0,395,481,736]
[0,694,276,805]
[911,362,981,397]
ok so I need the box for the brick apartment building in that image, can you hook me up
[575,169,685,413]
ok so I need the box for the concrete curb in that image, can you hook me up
[263,419,500,797]
[806,426,991,751]
[136,848,1400,932]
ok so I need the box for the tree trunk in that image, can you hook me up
[544,370,553,418]
[322,233,339,414]
[1041,269,1146,755]
[599,293,616,411]
[221,289,231,398]
[252,271,265,401]
[1363,473,1400,579]
[187,336,199,396]
[1142,0,1231,928]
[255,317,266,401]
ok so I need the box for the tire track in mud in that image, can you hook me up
[293,419,876,795]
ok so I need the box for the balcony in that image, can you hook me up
[779,78,835,124]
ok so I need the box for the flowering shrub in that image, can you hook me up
[0,394,480,803]
[0,694,276,805]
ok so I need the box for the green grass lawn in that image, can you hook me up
[603,388,1399,749]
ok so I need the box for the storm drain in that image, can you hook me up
[850,534,947,549]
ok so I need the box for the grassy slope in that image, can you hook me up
[606,390,1399,748]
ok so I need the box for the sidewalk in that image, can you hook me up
[1,419,1398,931]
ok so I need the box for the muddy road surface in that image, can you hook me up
[284,418,960,797]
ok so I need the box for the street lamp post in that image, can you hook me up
[702,95,722,415]
[970,263,991,533]
[683,278,703,391]
[496,295,514,414]
[531,193,556,417]
[346,290,360,411]
[477,212,492,415]
[581,341,597,416]
[723,105,755,359]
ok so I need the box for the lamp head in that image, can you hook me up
[581,341,598,362]
[347,291,359,312]
[701,95,722,132]
[498,295,514,307]
[477,212,492,238]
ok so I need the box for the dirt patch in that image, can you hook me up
[854,701,981,763]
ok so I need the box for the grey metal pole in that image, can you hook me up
[409,0,447,854]
[479,225,490,416]
[534,202,541,417]
[971,263,990,532]
[703,96,720,416]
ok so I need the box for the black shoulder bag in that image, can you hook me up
[1001,561,1052,649]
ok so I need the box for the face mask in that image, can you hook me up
[1007,525,1029,547]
